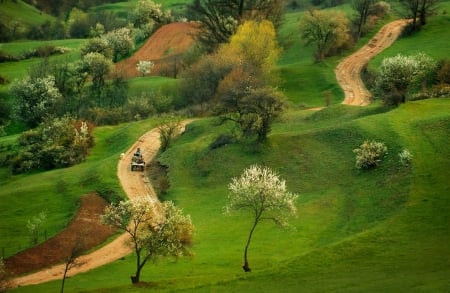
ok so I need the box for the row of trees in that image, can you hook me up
[1,0,172,41]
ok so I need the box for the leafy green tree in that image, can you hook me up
[80,37,112,59]
[375,52,436,105]
[130,0,171,28]
[13,116,93,173]
[299,9,351,61]
[10,75,62,127]
[67,7,90,38]
[82,52,113,105]
[225,165,298,272]
[101,198,193,284]
[104,27,134,62]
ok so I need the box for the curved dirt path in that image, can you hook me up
[335,19,411,106]
[11,122,192,287]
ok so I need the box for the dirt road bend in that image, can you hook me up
[335,19,411,106]
[11,122,192,287]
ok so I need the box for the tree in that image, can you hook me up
[375,52,436,105]
[351,0,375,37]
[224,20,280,79]
[60,236,86,293]
[80,37,112,59]
[136,60,154,76]
[130,0,171,28]
[82,52,113,105]
[187,0,284,51]
[103,27,134,62]
[101,197,193,284]
[10,75,62,128]
[67,7,90,38]
[158,119,181,152]
[26,211,47,246]
[398,0,439,31]
[299,9,351,62]
[214,21,284,141]
[225,165,298,272]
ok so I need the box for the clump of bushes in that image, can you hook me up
[353,140,388,169]
[12,116,94,174]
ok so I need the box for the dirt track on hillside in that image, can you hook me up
[9,18,410,288]
[336,19,411,106]
[11,122,191,287]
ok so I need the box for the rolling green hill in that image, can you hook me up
[0,0,54,28]
[1,1,450,292]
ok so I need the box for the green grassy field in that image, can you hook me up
[0,0,54,27]
[1,1,450,292]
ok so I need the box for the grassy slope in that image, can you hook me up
[0,118,163,257]
[0,0,53,27]
[3,3,450,293]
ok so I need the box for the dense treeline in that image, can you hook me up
[23,0,123,17]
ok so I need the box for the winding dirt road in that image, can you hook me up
[10,19,410,288]
[336,19,411,106]
[11,122,191,287]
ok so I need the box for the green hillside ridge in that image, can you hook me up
[1,1,450,292]
[0,0,54,28]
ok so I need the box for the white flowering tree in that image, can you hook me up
[10,75,62,127]
[375,52,436,105]
[130,0,171,28]
[103,27,134,62]
[101,197,193,284]
[136,60,154,76]
[225,165,298,272]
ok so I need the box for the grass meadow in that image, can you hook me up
[1,1,450,292]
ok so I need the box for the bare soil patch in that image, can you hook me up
[115,22,198,78]
[5,193,115,276]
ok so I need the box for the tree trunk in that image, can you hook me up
[242,219,259,272]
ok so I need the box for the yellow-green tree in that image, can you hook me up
[215,20,285,142]
[221,20,280,79]
[299,9,351,61]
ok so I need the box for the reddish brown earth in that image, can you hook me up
[5,193,115,276]
[115,22,198,78]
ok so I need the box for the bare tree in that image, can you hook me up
[61,236,86,293]
[398,0,440,31]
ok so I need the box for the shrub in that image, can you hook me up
[209,134,236,150]
[398,149,413,166]
[353,140,388,169]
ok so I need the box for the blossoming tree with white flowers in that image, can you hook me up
[225,164,298,272]
[101,197,193,283]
